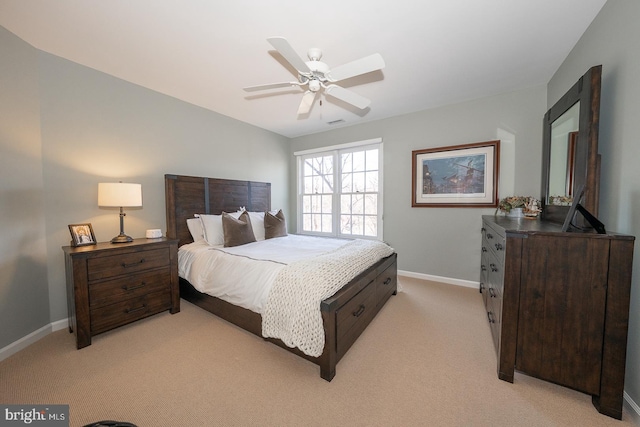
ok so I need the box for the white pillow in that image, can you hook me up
[199,211,242,246]
[248,212,266,241]
[186,217,205,242]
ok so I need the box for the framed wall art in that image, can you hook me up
[69,223,97,246]
[412,140,499,207]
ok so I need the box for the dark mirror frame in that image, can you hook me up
[541,65,602,224]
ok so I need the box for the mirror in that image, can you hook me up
[548,101,579,201]
[541,65,601,224]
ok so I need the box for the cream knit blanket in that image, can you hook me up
[261,239,395,357]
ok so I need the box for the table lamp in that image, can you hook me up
[98,182,142,243]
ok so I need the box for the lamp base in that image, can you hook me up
[110,233,134,244]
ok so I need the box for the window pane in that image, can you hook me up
[340,215,351,234]
[353,151,365,172]
[303,195,311,212]
[364,215,377,236]
[304,159,314,176]
[353,172,365,192]
[341,195,352,213]
[352,194,364,214]
[304,177,313,194]
[321,214,332,232]
[365,171,378,192]
[352,215,363,235]
[342,152,352,173]
[364,194,377,215]
[366,149,378,171]
[322,156,333,175]
[311,176,321,193]
[311,195,321,212]
[341,173,352,192]
[323,174,334,193]
[322,195,332,213]
[303,213,312,231]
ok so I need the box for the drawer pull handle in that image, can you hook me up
[481,227,486,233]
[487,311,495,324]
[490,263,498,272]
[383,277,392,286]
[481,265,486,271]
[122,258,145,268]
[482,247,487,252]
[353,304,366,317]
[122,282,146,291]
[486,233,494,240]
[495,243,503,251]
[489,288,496,298]
[125,304,147,314]
[479,282,485,293]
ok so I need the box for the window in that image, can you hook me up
[296,139,383,239]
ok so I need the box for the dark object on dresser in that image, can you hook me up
[480,215,634,419]
[165,174,398,381]
[63,238,180,349]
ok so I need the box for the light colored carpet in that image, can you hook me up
[1,277,637,426]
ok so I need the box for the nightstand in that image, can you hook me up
[62,237,180,349]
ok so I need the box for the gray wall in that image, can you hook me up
[547,0,640,409]
[290,86,546,282]
[0,27,50,346]
[0,26,290,348]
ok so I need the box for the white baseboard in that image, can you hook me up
[0,318,69,362]
[398,270,478,289]
[624,391,640,424]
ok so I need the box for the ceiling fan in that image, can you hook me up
[243,37,385,115]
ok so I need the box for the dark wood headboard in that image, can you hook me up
[165,174,271,247]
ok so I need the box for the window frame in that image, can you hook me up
[295,138,383,240]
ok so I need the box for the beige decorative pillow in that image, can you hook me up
[264,209,287,239]
[222,211,256,247]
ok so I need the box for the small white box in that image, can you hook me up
[146,229,162,238]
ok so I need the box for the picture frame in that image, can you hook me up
[68,223,97,246]
[412,140,500,207]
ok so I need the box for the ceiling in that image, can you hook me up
[0,0,607,139]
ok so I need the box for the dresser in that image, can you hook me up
[63,238,180,349]
[480,215,634,419]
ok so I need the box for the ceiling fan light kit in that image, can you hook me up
[243,37,385,116]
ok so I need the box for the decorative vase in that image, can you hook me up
[507,207,524,218]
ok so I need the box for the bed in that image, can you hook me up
[165,174,398,380]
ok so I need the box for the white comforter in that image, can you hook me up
[178,234,350,313]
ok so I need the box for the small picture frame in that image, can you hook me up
[69,223,97,246]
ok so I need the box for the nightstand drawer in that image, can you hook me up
[89,267,171,309]
[90,289,171,335]
[87,247,170,281]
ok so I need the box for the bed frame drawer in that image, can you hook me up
[336,280,377,357]
[375,263,397,308]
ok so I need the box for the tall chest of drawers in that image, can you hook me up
[480,215,634,419]
[63,238,180,349]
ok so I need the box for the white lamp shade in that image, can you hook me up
[98,183,142,207]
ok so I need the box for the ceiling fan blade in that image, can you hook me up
[243,82,298,92]
[325,85,371,109]
[297,91,317,115]
[267,37,311,74]
[327,53,385,82]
